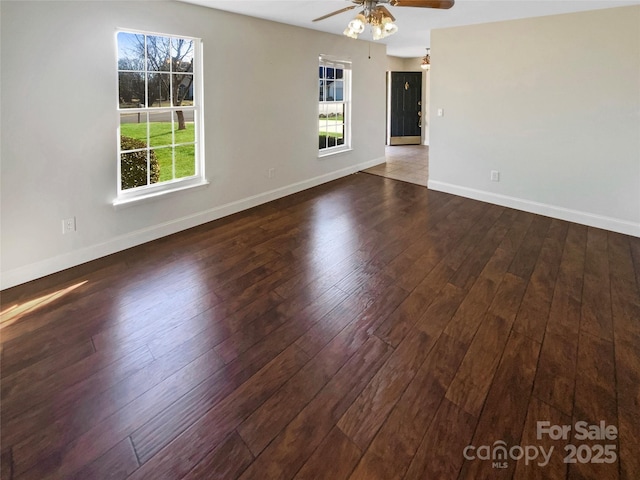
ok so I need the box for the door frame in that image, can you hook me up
[386,71,422,145]
[386,70,429,146]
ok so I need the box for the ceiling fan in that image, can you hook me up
[313,0,454,40]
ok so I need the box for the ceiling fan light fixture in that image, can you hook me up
[315,0,454,42]
[348,14,366,33]
[341,6,398,40]
[371,24,384,40]
[343,26,359,38]
[382,17,398,36]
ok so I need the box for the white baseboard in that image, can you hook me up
[1,157,385,290]
[428,180,640,238]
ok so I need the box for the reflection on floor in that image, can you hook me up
[362,145,429,187]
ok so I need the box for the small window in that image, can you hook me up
[116,31,205,203]
[318,56,351,155]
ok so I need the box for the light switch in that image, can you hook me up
[437,108,444,117]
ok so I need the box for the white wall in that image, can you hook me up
[386,55,407,72]
[0,1,389,289]
[429,6,640,236]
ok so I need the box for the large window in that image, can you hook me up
[318,56,351,155]
[116,31,204,203]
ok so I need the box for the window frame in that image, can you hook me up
[114,29,206,205]
[318,55,352,157]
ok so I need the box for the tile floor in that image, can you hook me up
[362,144,429,186]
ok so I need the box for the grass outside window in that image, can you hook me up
[120,122,196,182]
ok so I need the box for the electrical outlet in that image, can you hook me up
[268,168,275,178]
[490,170,500,182]
[62,217,76,234]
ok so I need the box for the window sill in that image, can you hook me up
[112,179,209,209]
[318,147,352,158]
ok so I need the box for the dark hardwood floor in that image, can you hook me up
[1,172,639,480]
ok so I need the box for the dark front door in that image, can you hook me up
[388,71,422,145]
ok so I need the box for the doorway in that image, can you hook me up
[387,71,422,145]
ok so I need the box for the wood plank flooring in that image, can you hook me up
[1,172,639,480]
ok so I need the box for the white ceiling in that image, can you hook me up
[176,0,638,57]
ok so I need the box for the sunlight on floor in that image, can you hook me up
[0,281,89,328]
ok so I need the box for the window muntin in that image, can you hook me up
[116,31,203,199]
[318,57,351,155]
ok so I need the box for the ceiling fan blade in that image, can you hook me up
[377,5,396,21]
[390,0,454,9]
[312,5,358,22]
